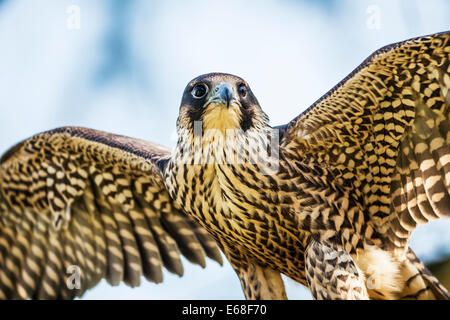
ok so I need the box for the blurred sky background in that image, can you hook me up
[0,0,449,300]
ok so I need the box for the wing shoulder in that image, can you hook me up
[281,31,450,145]
[1,126,171,171]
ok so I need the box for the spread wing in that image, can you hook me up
[280,31,450,250]
[0,126,222,299]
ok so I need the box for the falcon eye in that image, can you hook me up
[191,84,208,99]
[238,84,247,97]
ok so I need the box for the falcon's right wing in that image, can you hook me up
[278,31,450,251]
[0,126,222,299]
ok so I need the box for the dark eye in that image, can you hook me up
[191,83,208,99]
[238,84,247,97]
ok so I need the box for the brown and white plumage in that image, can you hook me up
[1,31,449,300]
[279,31,450,299]
[0,127,221,299]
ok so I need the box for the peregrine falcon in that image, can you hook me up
[1,31,450,300]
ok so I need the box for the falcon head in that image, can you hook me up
[177,73,269,134]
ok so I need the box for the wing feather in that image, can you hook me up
[0,126,221,299]
[281,32,450,250]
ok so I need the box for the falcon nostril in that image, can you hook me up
[211,83,235,108]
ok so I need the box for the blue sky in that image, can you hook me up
[0,0,449,299]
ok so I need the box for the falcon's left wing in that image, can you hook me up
[0,127,222,299]
[279,31,450,251]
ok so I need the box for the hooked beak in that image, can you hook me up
[209,83,235,108]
